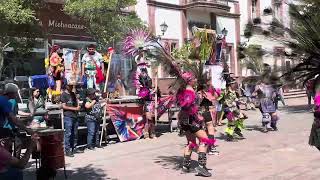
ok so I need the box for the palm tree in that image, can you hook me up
[240,45,265,76]
[277,1,320,89]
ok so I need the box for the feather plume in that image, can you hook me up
[122,29,152,57]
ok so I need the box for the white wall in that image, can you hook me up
[229,2,235,14]
[239,0,249,37]
[135,0,149,25]
[155,8,182,45]
[216,16,238,75]
[260,0,272,14]
[216,16,236,44]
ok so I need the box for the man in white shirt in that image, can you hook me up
[81,44,104,91]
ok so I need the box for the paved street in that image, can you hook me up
[24,97,320,180]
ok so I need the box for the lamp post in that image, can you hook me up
[160,21,168,36]
[154,22,167,125]
[221,27,228,37]
[156,22,168,41]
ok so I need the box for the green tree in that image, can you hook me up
[239,44,265,76]
[64,0,144,48]
[0,0,42,79]
[239,44,281,84]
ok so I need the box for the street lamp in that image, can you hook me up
[160,22,168,36]
[221,27,228,37]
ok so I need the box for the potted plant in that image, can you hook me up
[253,17,261,24]
[262,30,271,36]
[244,23,253,38]
[263,8,272,15]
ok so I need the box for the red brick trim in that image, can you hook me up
[235,2,241,76]
[146,0,230,12]
[148,5,156,33]
[248,0,252,22]
[257,0,261,17]
[280,0,284,23]
[227,43,236,75]
[181,7,188,42]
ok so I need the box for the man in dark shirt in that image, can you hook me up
[60,85,82,157]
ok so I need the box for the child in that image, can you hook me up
[85,88,104,150]
[224,80,247,141]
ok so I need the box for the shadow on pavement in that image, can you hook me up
[154,156,198,171]
[280,104,311,113]
[245,125,276,133]
[215,132,246,142]
[24,164,117,180]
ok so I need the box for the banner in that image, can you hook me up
[63,49,81,85]
[107,104,145,142]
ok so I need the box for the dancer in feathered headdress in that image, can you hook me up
[123,29,156,139]
[122,28,214,177]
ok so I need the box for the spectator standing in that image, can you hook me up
[81,44,105,91]
[61,84,83,157]
[275,86,286,109]
[306,79,315,107]
[241,83,255,110]
[84,88,105,150]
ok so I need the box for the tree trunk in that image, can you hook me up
[0,41,10,80]
[0,50,4,80]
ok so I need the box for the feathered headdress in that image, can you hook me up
[122,28,187,91]
[122,29,152,57]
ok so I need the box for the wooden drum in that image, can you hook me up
[37,129,65,169]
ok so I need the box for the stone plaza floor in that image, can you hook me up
[24,97,320,180]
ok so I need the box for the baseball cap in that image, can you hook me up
[107,47,114,52]
[4,83,19,94]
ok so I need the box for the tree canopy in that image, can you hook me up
[64,0,144,48]
[0,0,43,79]
[277,0,320,85]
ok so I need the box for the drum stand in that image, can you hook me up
[33,152,68,179]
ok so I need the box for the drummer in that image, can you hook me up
[0,129,38,180]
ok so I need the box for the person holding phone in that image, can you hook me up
[61,84,83,157]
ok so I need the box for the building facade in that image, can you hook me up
[134,0,241,77]
[239,0,295,77]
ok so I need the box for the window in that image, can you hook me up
[171,43,177,52]
[252,0,258,19]
[285,61,291,71]
[273,0,282,22]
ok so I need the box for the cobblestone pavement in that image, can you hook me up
[24,97,320,180]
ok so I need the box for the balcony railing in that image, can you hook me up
[186,0,228,6]
[184,0,230,11]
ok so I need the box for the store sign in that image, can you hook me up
[48,19,85,30]
[37,3,90,38]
